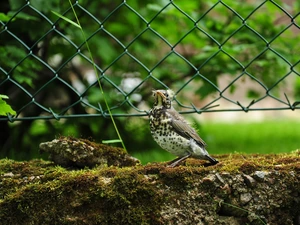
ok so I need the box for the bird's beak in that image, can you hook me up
[155,90,166,99]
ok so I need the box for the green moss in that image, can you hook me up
[0,161,165,224]
[0,143,299,224]
[39,136,140,168]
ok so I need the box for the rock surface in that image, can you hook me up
[39,136,140,168]
[0,138,299,225]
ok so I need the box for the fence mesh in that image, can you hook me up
[1,0,300,122]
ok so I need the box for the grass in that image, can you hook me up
[202,120,300,154]
[133,119,300,164]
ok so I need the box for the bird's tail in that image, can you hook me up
[205,154,219,165]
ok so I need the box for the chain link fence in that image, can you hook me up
[1,0,300,122]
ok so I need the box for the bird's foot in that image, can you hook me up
[167,154,191,168]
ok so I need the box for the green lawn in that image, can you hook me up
[202,120,300,154]
[133,120,300,164]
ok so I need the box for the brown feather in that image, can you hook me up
[167,108,206,148]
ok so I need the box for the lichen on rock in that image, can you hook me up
[39,136,140,168]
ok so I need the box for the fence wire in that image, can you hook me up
[1,0,300,122]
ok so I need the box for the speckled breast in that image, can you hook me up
[149,108,190,157]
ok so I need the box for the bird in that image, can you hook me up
[149,89,218,167]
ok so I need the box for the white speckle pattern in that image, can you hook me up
[149,107,208,160]
[149,89,218,165]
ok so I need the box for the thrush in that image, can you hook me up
[149,89,218,167]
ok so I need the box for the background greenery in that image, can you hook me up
[1,0,300,163]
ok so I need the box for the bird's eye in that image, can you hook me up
[164,92,168,97]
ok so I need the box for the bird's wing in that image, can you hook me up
[167,109,206,148]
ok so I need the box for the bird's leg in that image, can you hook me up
[167,153,191,168]
[205,155,219,165]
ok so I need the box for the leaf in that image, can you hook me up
[147,3,167,12]
[0,94,9,99]
[0,95,16,116]
[0,13,11,22]
[51,11,81,28]
[7,11,40,21]
[102,139,123,144]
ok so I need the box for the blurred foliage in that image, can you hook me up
[0,0,300,160]
[0,95,16,116]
